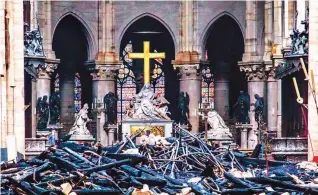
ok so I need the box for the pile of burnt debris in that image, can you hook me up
[1,127,318,195]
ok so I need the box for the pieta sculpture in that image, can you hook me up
[125,83,171,120]
[69,103,92,135]
[207,110,233,139]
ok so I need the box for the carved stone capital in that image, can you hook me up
[265,65,276,82]
[88,64,121,81]
[24,56,59,80]
[238,61,267,82]
[173,64,200,79]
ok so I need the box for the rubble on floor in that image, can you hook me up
[1,127,318,195]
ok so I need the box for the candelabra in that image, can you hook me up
[91,98,106,116]
[197,102,213,140]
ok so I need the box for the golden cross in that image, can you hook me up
[128,41,165,84]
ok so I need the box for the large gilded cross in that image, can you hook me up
[128,41,165,84]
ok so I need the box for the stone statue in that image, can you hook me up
[69,103,92,135]
[104,92,118,125]
[253,94,264,124]
[24,29,44,56]
[207,110,233,139]
[177,92,189,125]
[126,83,171,120]
[49,92,60,124]
[233,90,250,124]
[290,11,309,55]
[36,96,50,130]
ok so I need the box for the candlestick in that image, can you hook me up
[293,77,303,104]
[300,58,309,80]
[311,69,316,92]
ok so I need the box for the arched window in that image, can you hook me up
[201,66,214,107]
[151,55,165,97]
[54,73,82,113]
[116,41,137,122]
[74,73,82,113]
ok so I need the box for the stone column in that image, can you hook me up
[31,79,37,137]
[88,64,120,146]
[6,0,25,160]
[242,1,262,62]
[39,0,55,59]
[174,65,201,133]
[0,0,5,152]
[297,0,306,32]
[240,63,267,149]
[214,61,230,119]
[271,0,283,136]
[36,63,57,99]
[173,0,200,133]
[240,129,248,149]
[60,73,75,125]
[308,0,318,161]
[266,67,278,133]
[274,0,283,54]
[263,0,273,61]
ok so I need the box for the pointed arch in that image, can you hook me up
[53,12,96,60]
[200,12,245,59]
[117,13,177,55]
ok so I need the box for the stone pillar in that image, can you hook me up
[297,0,306,32]
[173,65,201,133]
[60,73,75,124]
[263,0,273,61]
[243,1,262,62]
[88,64,120,146]
[266,67,278,133]
[308,0,318,160]
[239,63,267,149]
[29,0,38,30]
[31,79,37,137]
[277,79,282,137]
[173,0,200,133]
[271,0,283,136]
[214,61,230,119]
[274,0,283,54]
[240,129,248,149]
[39,0,55,59]
[5,0,25,160]
[0,0,5,152]
[36,63,57,99]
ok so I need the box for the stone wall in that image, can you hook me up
[47,1,248,59]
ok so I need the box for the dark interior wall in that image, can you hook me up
[120,16,178,119]
[282,71,308,137]
[52,15,92,108]
[24,71,32,138]
[205,15,246,118]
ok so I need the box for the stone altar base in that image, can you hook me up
[69,134,95,145]
[207,132,234,148]
[122,120,174,143]
[270,137,308,163]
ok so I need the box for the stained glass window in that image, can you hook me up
[201,66,214,108]
[117,41,137,122]
[54,73,82,113]
[74,73,82,113]
[151,54,165,97]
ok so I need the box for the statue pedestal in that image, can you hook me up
[235,123,253,150]
[69,134,95,145]
[207,132,234,148]
[104,124,117,146]
[122,120,173,143]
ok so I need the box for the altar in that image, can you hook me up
[121,120,174,142]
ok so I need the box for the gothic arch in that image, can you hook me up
[53,11,96,60]
[200,12,245,60]
[117,13,177,55]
